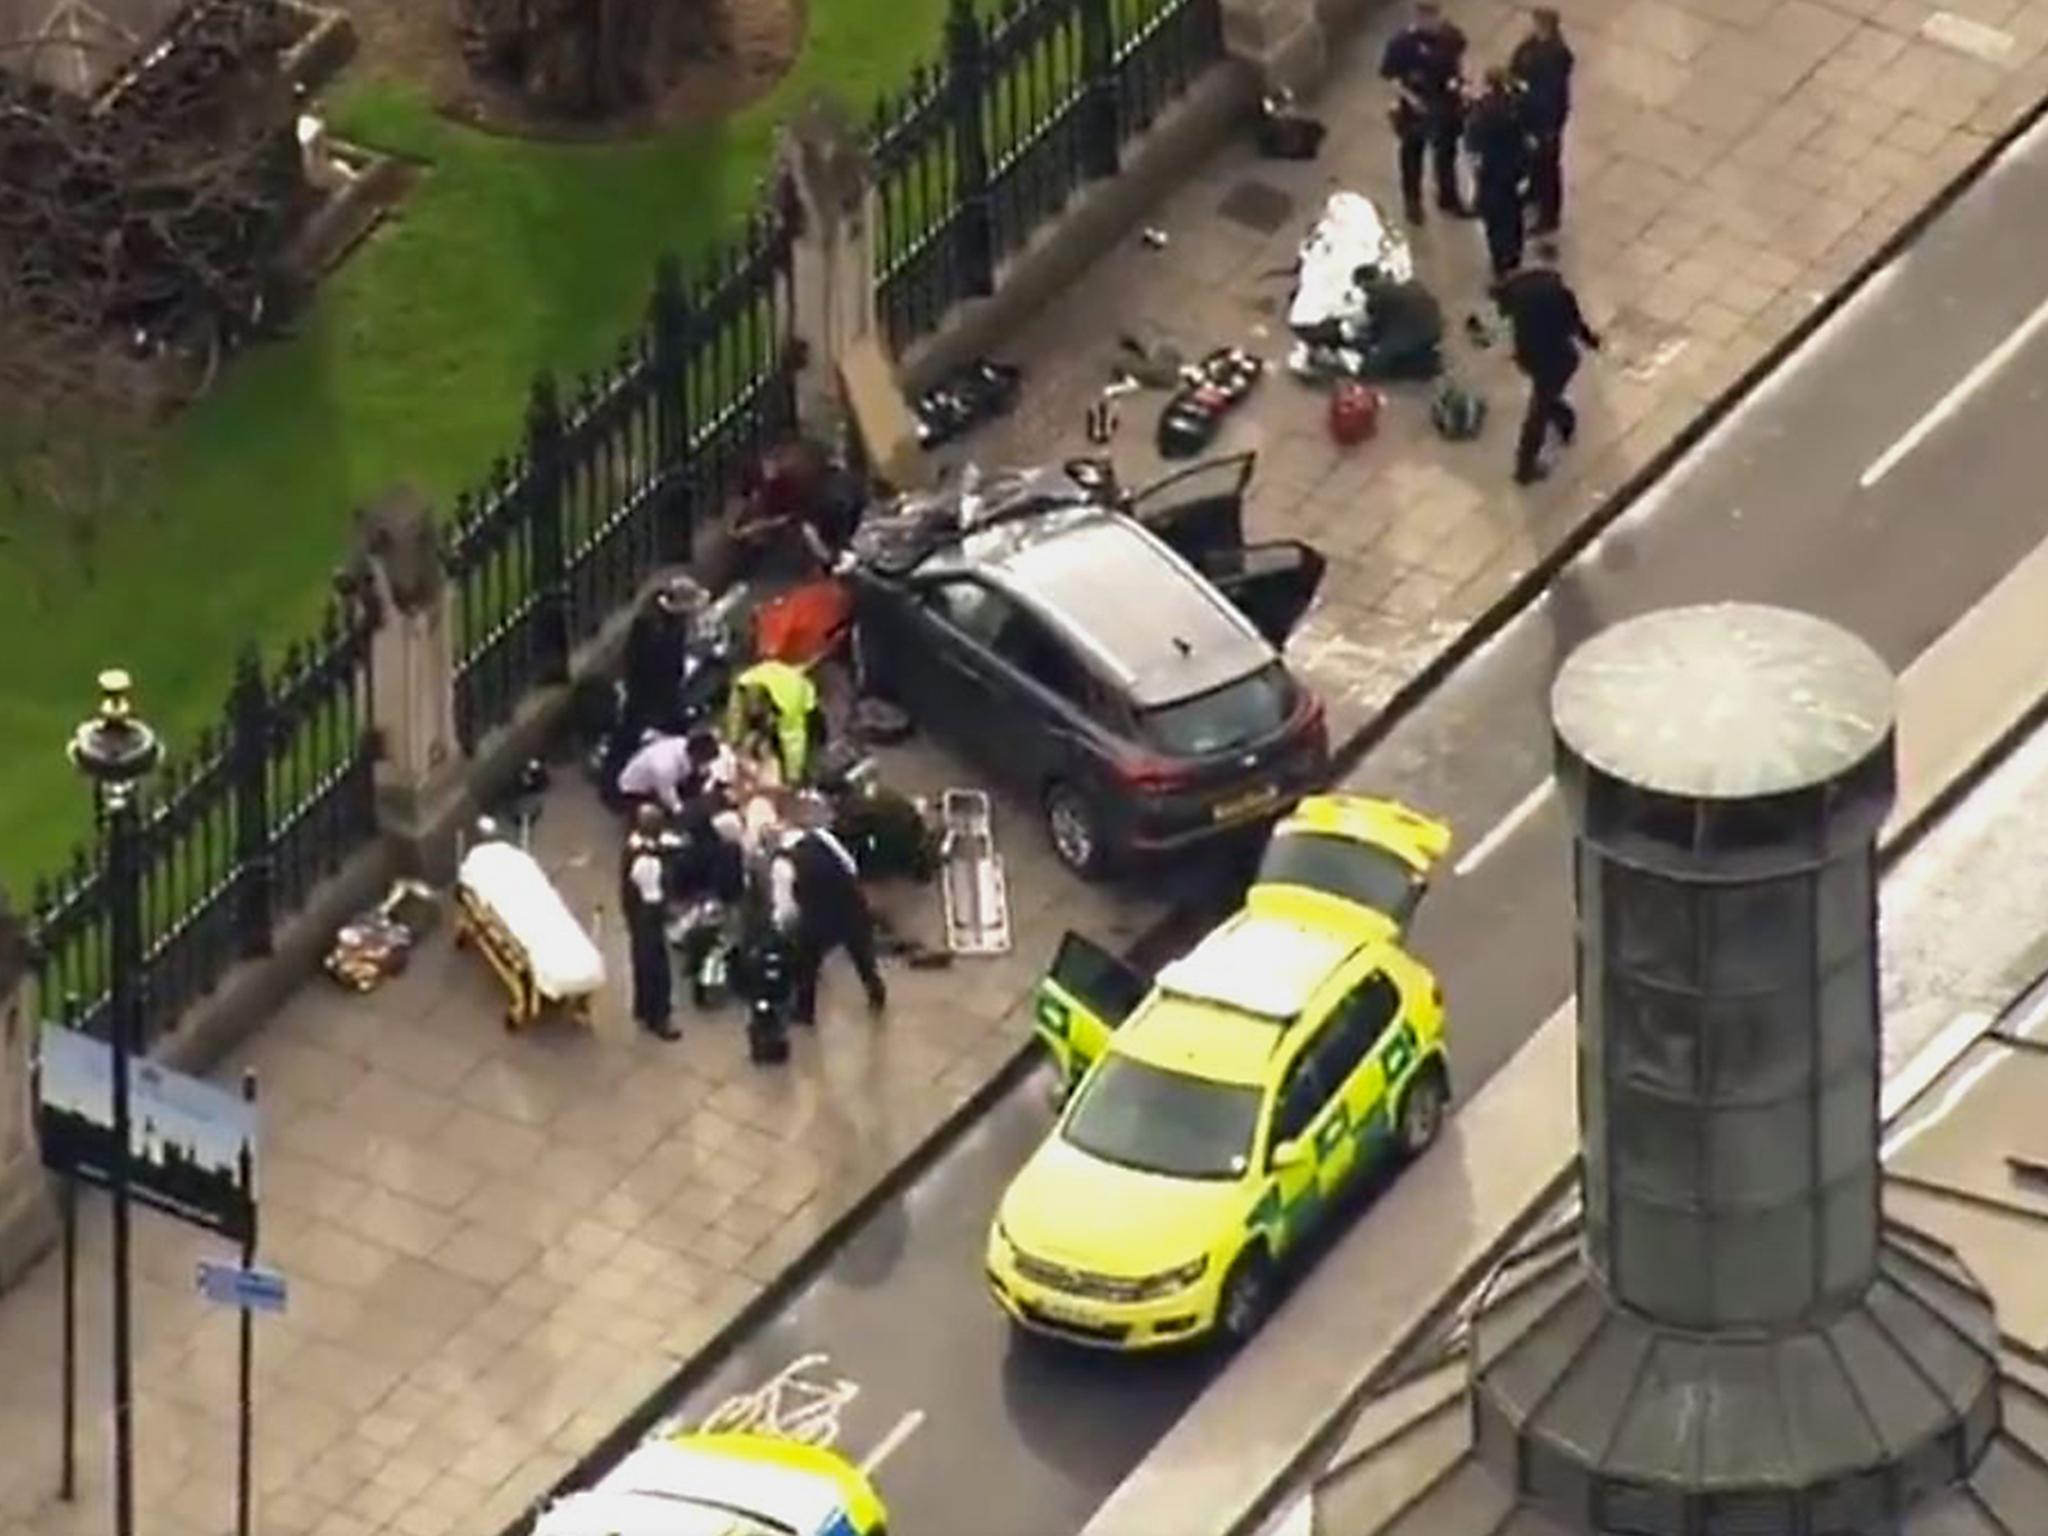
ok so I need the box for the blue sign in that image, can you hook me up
[196,1260,288,1316]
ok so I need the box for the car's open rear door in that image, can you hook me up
[1124,453,1255,564]
[1034,931,1149,1096]
[1195,540,1327,647]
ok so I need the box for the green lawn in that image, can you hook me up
[0,0,945,899]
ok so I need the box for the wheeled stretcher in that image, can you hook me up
[454,840,606,1031]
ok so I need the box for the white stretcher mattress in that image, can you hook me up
[458,841,606,1000]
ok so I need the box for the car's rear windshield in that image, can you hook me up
[1061,1057,1262,1181]
[1257,830,1421,924]
[1138,663,1292,758]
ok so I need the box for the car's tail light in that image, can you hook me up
[1296,691,1328,758]
[1111,751,1196,793]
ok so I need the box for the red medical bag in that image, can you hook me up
[1328,382,1382,446]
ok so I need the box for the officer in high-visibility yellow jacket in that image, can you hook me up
[726,659,824,786]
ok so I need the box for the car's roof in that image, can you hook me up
[1154,909,1369,1021]
[1114,993,1292,1088]
[535,1433,850,1536]
[931,507,1274,709]
[1115,909,1396,1086]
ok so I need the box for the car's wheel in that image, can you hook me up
[851,696,914,746]
[1216,1247,1276,1347]
[1044,781,1112,880]
[851,622,895,702]
[1395,1063,1449,1159]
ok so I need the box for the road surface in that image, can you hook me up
[555,108,2048,1536]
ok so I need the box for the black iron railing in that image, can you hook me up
[872,0,1223,353]
[28,601,377,1045]
[448,200,799,754]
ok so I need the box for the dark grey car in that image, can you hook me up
[846,454,1328,877]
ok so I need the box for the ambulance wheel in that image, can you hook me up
[1396,1063,1448,1158]
[1216,1247,1275,1347]
[851,625,896,702]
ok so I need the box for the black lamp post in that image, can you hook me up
[68,669,160,1536]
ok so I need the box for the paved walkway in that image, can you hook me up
[6,1,2048,1533]
[958,0,2048,745]
[0,754,1154,1536]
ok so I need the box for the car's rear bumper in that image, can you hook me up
[1119,752,1329,855]
[985,1260,1216,1351]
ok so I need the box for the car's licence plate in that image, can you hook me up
[1212,785,1279,822]
[1034,1297,1098,1325]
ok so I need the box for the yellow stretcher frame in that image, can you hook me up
[452,882,599,1033]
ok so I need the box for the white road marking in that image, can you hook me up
[1882,987,2048,1161]
[1452,779,1555,878]
[859,1410,926,1477]
[699,1353,861,1448]
[1860,289,2048,488]
[1880,1009,1993,1123]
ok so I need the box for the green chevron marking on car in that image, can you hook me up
[1352,1098,1393,1156]
[1246,1183,1282,1234]
[1282,1185,1324,1250]
[1035,992,1071,1038]
[1315,1103,1352,1159]
[1382,1022,1418,1083]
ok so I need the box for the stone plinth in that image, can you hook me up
[353,489,471,880]
[778,92,882,437]
[1221,0,1327,94]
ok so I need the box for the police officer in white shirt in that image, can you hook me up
[768,796,886,1026]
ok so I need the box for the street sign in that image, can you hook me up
[37,1023,258,1241]
[195,1260,288,1316]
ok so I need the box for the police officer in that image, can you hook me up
[621,804,680,1040]
[1492,243,1602,485]
[622,577,695,738]
[1465,67,1531,280]
[1511,7,1574,234]
[1380,0,1471,225]
[770,799,887,1027]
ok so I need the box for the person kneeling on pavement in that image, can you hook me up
[617,727,735,818]
[769,796,887,1026]
[726,658,826,788]
[1358,273,1446,380]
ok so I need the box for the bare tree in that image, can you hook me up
[0,0,306,544]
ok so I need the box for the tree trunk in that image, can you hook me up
[462,0,698,117]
